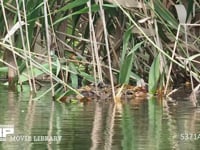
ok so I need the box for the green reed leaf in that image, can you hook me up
[119,41,143,84]
[148,54,160,94]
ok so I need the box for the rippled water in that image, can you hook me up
[0,85,200,150]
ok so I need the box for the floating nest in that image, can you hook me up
[59,83,147,103]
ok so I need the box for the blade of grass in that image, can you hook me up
[119,41,144,84]
[148,54,160,94]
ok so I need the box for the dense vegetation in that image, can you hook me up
[0,0,199,102]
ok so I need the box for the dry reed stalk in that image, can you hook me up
[21,0,37,93]
[44,0,55,96]
[164,24,181,95]
[0,0,20,89]
[87,0,99,91]
[98,0,116,101]
[16,0,34,92]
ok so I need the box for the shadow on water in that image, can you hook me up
[0,85,200,150]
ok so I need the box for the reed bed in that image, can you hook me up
[0,0,199,103]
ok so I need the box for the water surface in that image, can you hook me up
[0,85,200,150]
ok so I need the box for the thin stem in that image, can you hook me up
[16,0,33,91]
[44,0,55,96]
[98,0,116,101]
[0,0,19,88]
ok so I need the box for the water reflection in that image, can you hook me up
[0,86,200,150]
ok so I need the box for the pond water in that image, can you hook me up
[0,85,200,150]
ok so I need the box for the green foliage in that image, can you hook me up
[148,54,160,94]
[69,62,78,88]
[0,0,199,98]
[186,0,194,21]
[79,72,94,83]
[58,0,89,12]
[0,67,8,73]
[54,4,99,25]
[26,1,44,45]
[154,0,178,29]
[119,28,144,84]
[19,63,54,83]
